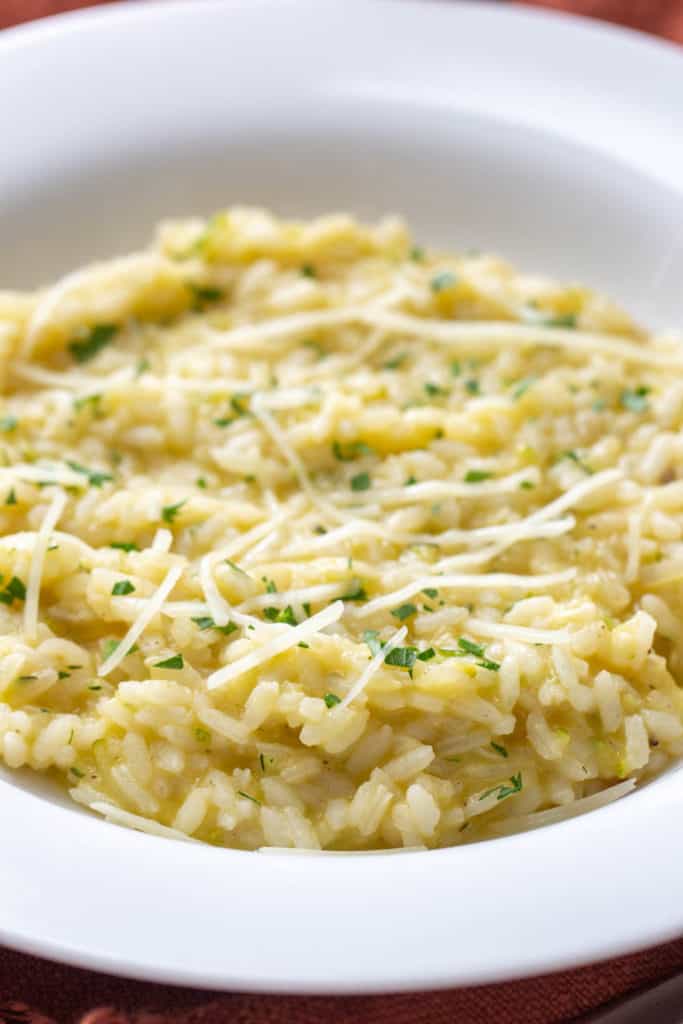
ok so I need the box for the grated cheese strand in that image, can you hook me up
[98,565,183,677]
[23,489,68,642]
[354,569,577,620]
[340,626,407,709]
[206,601,345,691]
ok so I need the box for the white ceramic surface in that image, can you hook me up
[0,0,682,993]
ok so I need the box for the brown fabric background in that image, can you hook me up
[0,1,682,1021]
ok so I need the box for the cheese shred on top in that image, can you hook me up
[0,205,681,852]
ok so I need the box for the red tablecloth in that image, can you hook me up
[1,2,682,1022]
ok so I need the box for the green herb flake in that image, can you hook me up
[478,658,501,672]
[58,670,71,680]
[511,377,536,400]
[109,541,139,552]
[259,753,267,771]
[350,471,371,492]
[135,357,150,377]
[450,360,461,377]
[332,440,373,462]
[422,588,438,599]
[340,580,367,602]
[457,637,486,658]
[363,629,383,656]
[479,772,523,802]
[189,283,224,308]
[225,559,247,575]
[66,460,113,488]
[191,615,238,635]
[620,387,650,413]
[263,605,298,626]
[0,416,18,433]
[404,475,418,487]
[196,476,208,489]
[69,323,118,364]
[154,654,184,670]
[409,246,424,262]
[73,394,102,414]
[5,489,17,506]
[323,692,341,708]
[300,263,316,278]
[69,766,85,779]
[559,450,593,474]
[544,313,577,328]
[424,381,449,398]
[161,499,186,524]
[391,602,417,621]
[464,469,492,483]
[0,576,26,605]
[491,741,509,758]
[385,646,418,670]
[237,790,261,806]
[111,580,135,596]
[430,271,457,293]
[88,684,103,691]
[417,647,436,662]
[383,352,407,370]
[194,727,211,743]
[464,378,480,396]
[519,480,535,490]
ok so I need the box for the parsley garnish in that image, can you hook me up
[194,727,211,743]
[363,630,383,656]
[544,313,577,328]
[301,263,316,278]
[191,616,237,635]
[0,416,18,432]
[73,394,102,414]
[620,387,650,413]
[102,639,139,659]
[66,460,113,488]
[519,481,535,490]
[383,353,407,370]
[188,283,223,308]
[196,476,208,489]
[350,472,371,492]
[464,469,492,483]
[323,693,341,708]
[479,772,523,802]
[237,790,261,806]
[417,647,436,661]
[385,646,418,670]
[340,580,367,602]
[404,476,418,487]
[58,670,71,680]
[559,450,593,474]
[410,246,424,262]
[0,576,26,605]
[464,378,480,395]
[161,499,186,524]
[450,360,461,377]
[109,541,139,552]
[511,377,536,400]
[332,441,373,461]
[491,741,508,758]
[430,271,456,292]
[424,382,449,398]
[70,766,85,779]
[5,489,16,506]
[263,605,298,626]
[391,603,417,620]
[154,654,184,669]
[111,580,135,596]
[457,637,486,658]
[422,588,438,598]
[69,323,118,363]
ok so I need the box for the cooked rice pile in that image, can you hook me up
[0,207,682,850]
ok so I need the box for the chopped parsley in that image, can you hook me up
[350,471,371,492]
[383,352,407,370]
[491,741,509,758]
[332,440,373,461]
[464,469,492,483]
[154,654,184,670]
[340,580,367,602]
[161,499,186,524]
[409,246,424,262]
[109,541,139,552]
[191,616,237,635]
[66,460,113,488]
[464,378,480,396]
[422,588,438,598]
[424,381,449,398]
[102,639,139,660]
[391,602,417,621]
[404,476,418,487]
[0,576,26,605]
[259,753,267,771]
[559,450,593,474]
[385,646,418,670]
[0,416,18,432]
[519,480,535,490]
[5,489,17,506]
[111,580,135,596]
[417,647,436,661]
[323,693,341,708]
[457,637,486,658]
[196,476,208,489]
[73,394,102,414]
[620,386,650,413]
[450,360,461,377]
[478,658,501,671]
[479,772,523,802]
[58,670,71,680]
[194,727,211,743]
[430,271,456,292]
[237,790,261,806]
[135,357,150,377]
[544,313,577,328]
[363,629,383,656]
[300,263,316,278]
[511,377,536,400]
[263,605,298,626]
[69,323,118,363]
[69,766,85,779]
[188,283,224,308]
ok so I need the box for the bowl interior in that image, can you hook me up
[2,100,682,329]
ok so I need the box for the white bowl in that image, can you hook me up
[1,0,682,993]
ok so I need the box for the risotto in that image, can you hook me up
[0,207,681,850]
